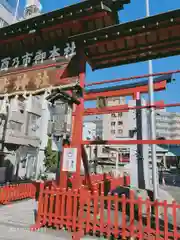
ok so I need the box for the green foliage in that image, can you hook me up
[44,138,58,172]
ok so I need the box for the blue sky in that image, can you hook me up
[17,0,180,111]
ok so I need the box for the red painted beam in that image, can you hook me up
[82,140,180,145]
[83,101,165,116]
[84,80,167,100]
[84,104,128,115]
[85,69,180,87]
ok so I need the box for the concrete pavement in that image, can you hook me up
[0,199,100,240]
[0,199,72,240]
[160,185,180,203]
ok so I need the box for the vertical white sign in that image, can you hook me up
[62,148,77,172]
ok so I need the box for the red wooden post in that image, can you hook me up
[43,187,49,226]
[48,186,54,226]
[114,193,119,238]
[58,144,69,189]
[92,190,98,235]
[99,190,104,236]
[71,57,86,189]
[107,192,112,238]
[121,194,126,239]
[154,199,160,239]
[172,201,177,240]
[84,190,91,234]
[54,187,61,229]
[129,190,135,237]
[163,200,169,240]
[72,189,78,232]
[137,196,143,239]
[60,188,66,228]
[146,196,151,239]
[66,188,73,230]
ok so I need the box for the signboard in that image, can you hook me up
[0,61,78,96]
[0,42,76,73]
[62,148,77,172]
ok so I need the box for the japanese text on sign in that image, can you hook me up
[0,42,76,72]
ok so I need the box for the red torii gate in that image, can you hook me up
[59,69,180,190]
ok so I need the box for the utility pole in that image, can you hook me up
[145,0,158,199]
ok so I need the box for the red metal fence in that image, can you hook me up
[0,182,36,204]
[32,183,180,239]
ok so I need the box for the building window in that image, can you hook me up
[111,130,115,134]
[9,121,22,131]
[118,121,123,125]
[26,113,40,137]
[111,122,116,126]
[111,113,116,118]
[118,112,123,117]
[102,147,107,153]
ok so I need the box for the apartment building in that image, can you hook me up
[156,110,180,140]
[102,97,180,141]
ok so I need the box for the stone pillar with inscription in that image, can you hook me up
[128,99,150,190]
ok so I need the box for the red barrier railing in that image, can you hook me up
[69,174,130,190]
[32,184,180,239]
[92,175,130,194]
[108,175,130,190]
[0,182,36,204]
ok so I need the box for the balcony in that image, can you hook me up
[5,131,40,147]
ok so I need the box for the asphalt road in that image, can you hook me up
[163,170,180,188]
